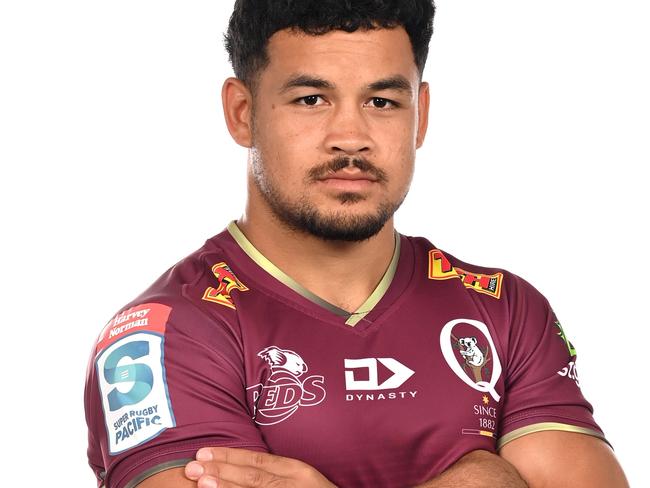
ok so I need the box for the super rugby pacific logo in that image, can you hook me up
[246,346,326,426]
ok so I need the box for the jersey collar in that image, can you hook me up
[226,220,401,327]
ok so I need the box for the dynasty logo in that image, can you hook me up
[247,346,326,426]
[344,358,417,402]
[202,262,249,310]
[428,249,503,299]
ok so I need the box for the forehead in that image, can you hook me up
[262,27,419,85]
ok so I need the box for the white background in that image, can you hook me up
[0,0,646,485]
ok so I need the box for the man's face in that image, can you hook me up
[247,26,428,241]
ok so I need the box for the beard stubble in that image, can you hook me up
[251,152,407,242]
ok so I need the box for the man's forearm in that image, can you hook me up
[414,450,528,488]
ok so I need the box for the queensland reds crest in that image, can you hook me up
[246,346,326,426]
[440,319,503,402]
[202,262,248,310]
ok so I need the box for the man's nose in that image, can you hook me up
[323,102,373,156]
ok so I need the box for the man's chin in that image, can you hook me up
[280,209,393,242]
[333,191,368,205]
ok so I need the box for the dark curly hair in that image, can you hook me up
[224,0,435,89]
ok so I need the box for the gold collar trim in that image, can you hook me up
[226,221,400,327]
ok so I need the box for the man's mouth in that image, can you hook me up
[319,169,379,183]
[308,155,388,185]
[317,170,379,191]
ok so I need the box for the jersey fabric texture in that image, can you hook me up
[85,221,606,488]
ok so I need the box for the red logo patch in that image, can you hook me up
[96,303,172,352]
[202,262,249,310]
[428,249,503,299]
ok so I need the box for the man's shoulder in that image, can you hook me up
[405,234,541,304]
[100,227,240,337]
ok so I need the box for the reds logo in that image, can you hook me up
[247,346,326,426]
[428,249,503,299]
[202,262,249,310]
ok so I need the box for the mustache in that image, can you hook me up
[307,155,388,183]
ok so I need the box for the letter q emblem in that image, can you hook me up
[439,318,502,402]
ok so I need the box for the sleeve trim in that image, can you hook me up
[123,458,192,488]
[497,422,610,450]
[114,440,268,488]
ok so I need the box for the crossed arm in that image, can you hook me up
[136,430,628,488]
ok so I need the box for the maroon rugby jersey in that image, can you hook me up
[85,221,606,488]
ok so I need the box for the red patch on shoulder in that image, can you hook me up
[96,303,172,352]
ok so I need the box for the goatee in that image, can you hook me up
[251,154,403,242]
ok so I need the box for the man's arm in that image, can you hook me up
[415,431,629,488]
[416,432,629,488]
[499,431,628,488]
[136,431,629,488]
[137,448,336,488]
[135,448,525,487]
[136,467,193,487]
[414,450,527,488]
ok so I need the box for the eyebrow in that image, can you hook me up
[279,74,335,94]
[367,75,413,95]
[278,74,413,96]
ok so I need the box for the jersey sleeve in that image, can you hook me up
[85,300,267,488]
[497,273,608,449]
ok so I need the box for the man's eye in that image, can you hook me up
[368,97,396,109]
[296,95,324,106]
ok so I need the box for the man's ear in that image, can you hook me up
[222,77,254,148]
[416,81,430,149]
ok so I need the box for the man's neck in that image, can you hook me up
[236,210,398,313]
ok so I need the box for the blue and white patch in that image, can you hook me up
[96,332,175,455]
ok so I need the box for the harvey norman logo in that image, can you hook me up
[344,358,417,402]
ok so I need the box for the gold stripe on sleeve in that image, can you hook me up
[497,422,610,450]
[123,458,192,488]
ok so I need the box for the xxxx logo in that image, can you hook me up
[428,249,503,299]
[247,346,326,426]
[202,262,249,310]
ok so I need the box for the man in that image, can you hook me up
[85,1,628,487]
